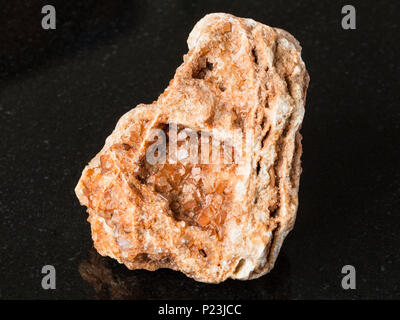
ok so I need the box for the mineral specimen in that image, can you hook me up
[75,13,309,283]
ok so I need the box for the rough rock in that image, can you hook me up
[75,13,309,283]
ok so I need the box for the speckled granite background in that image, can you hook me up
[0,0,399,299]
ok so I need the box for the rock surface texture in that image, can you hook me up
[75,13,309,283]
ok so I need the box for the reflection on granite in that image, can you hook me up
[79,248,291,300]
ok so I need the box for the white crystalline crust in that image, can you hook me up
[75,13,309,283]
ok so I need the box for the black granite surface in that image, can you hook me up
[0,0,399,299]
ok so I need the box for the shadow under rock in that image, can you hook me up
[79,248,291,300]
